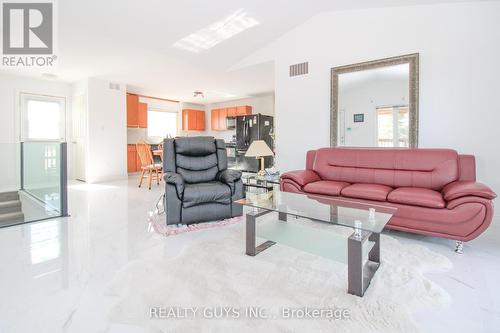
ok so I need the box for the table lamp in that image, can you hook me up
[245,140,274,177]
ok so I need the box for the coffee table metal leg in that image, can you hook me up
[246,210,276,256]
[278,211,287,221]
[368,232,380,263]
[348,233,364,296]
[348,231,381,297]
[246,213,257,256]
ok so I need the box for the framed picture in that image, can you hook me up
[353,114,364,123]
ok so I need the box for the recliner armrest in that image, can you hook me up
[217,169,242,184]
[280,170,321,187]
[163,172,185,197]
[217,169,242,194]
[442,181,496,201]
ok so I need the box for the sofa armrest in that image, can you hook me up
[163,172,185,197]
[442,181,496,201]
[280,170,321,187]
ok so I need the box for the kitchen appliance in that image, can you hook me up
[226,116,236,130]
[232,114,274,173]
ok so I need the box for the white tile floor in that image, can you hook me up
[0,177,498,332]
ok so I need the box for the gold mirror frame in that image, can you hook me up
[330,53,419,148]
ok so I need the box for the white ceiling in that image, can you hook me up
[0,0,485,104]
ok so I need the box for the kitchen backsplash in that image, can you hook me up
[127,128,146,144]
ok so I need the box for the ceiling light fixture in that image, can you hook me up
[173,9,259,53]
[193,91,205,98]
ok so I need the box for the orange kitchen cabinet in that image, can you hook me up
[196,111,205,130]
[218,108,228,130]
[127,145,137,173]
[138,102,148,128]
[182,109,195,131]
[211,106,252,130]
[182,109,205,131]
[211,109,219,130]
[127,93,139,127]
[236,105,252,115]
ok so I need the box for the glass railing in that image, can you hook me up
[0,143,21,193]
[0,141,68,228]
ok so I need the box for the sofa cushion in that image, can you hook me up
[303,180,350,196]
[341,183,392,201]
[388,187,445,209]
[183,181,231,208]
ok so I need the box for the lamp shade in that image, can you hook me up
[245,140,273,157]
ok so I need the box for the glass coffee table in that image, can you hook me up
[241,173,280,192]
[235,190,396,297]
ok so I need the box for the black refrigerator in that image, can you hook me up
[233,114,274,173]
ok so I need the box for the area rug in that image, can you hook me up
[107,217,452,333]
[148,213,244,236]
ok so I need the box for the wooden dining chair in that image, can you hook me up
[153,143,163,181]
[136,141,162,189]
[156,143,163,162]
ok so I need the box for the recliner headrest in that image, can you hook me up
[175,136,217,156]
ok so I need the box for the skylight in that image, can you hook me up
[173,9,259,53]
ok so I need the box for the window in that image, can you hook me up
[173,9,259,53]
[147,108,178,138]
[376,106,409,147]
[20,93,66,141]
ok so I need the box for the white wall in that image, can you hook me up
[339,76,408,146]
[85,78,127,183]
[237,1,500,193]
[0,73,72,190]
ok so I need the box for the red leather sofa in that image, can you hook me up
[280,148,496,242]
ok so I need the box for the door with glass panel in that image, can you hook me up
[376,106,409,148]
[72,94,86,181]
[19,93,67,219]
[338,109,346,146]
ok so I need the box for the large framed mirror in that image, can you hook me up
[331,54,419,148]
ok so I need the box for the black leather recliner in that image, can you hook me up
[163,136,243,225]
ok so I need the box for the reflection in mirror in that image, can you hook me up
[338,64,409,147]
[331,54,418,148]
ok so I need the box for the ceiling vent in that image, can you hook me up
[289,62,308,77]
[109,83,121,90]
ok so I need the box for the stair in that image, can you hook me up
[0,200,22,214]
[0,211,24,224]
[0,191,19,202]
[0,191,24,226]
